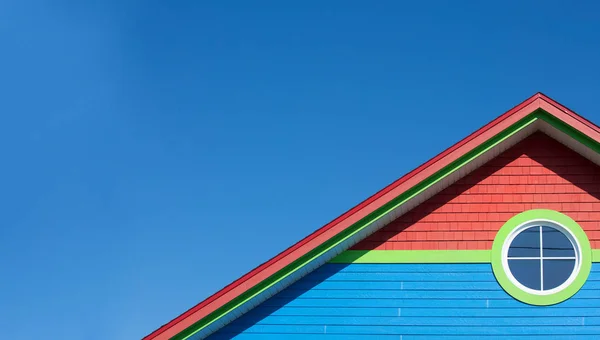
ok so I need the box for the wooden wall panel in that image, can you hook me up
[353,132,600,251]
[208,263,600,339]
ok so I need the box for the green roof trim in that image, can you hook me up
[174,110,600,339]
[539,110,600,154]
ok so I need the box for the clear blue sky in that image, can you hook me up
[2,1,600,339]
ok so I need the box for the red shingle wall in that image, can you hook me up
[352,132,600,251]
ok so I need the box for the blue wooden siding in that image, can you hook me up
[207,263,600,339]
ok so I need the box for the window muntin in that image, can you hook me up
[507,227,539,257]
[502,222,580,295]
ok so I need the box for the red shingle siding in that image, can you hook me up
[352,132,600,251]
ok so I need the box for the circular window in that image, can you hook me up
[492,210,591,305]
[504,223,579,293]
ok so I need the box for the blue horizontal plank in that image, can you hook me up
[580,280,600,289]
[264,307,399,317]
[582,317,600,325]
[210,334,401,340]
[316,263,493,273]
[401,281,499,290]
[305,271,496,282]
[402,337,598,340]
[489,296,600,307]
[264,297,490,308]
[278,289,512,299]
[253,306,600,318]
[291,280,401,290]
[291,280,502,291]
[225,324,600,335]
[294,278,600,292]
[249,316,585,327]
[226,324,324,334]
[265,296,600,309]
[324,325,600,335]
[312,264,600,278]
[211,335,600,340]
[401,307,600,317]
[279,288,600,300]
[583,273,600,280]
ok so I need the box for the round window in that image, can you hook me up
[504,223,578,294]
[492,210,591,305]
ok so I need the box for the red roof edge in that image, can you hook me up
[537,92,600,134]
[145,92,593,339]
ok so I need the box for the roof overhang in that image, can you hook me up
[145,93,600,340]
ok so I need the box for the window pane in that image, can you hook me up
[508,259,541,290]
[543,259,576,290]
[542,226,575,257]
[508,227,540,257]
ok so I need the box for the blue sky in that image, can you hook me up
[2,1,600,339]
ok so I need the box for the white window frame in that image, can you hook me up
[501,219,582,296]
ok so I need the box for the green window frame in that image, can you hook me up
[491,209,592,305]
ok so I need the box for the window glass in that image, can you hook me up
[506,225,577,292]
[542,226,575,257]
[508,259,541,290]
[508,227,540,257]
[543,259,576,290]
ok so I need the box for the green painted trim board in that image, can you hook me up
[331,249,600,264]
[491,209,592,306]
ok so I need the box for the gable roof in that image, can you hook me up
[146,93,600,340]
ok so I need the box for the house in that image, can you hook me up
[146,93,600,339]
